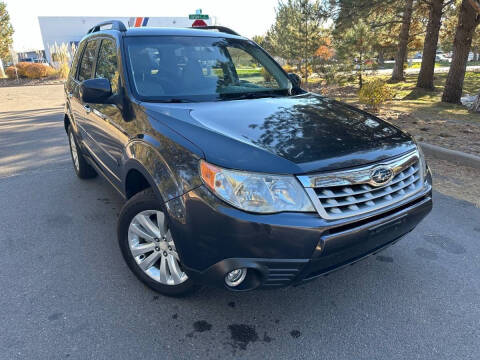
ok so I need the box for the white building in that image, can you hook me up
[38,16,213,63]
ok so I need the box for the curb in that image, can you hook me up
[419,142,480,170]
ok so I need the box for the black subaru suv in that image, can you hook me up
[64,21,432,296]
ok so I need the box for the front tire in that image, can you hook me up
[67,126,97,179]
[117,189,198,296]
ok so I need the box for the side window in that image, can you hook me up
[77,40,98,82]
[69,41,85,80]
[227,47,281,89]
[95,39,119,94]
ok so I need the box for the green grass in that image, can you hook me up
[407,62,442,69]
[325,72,480,123]
[236,68,262,77]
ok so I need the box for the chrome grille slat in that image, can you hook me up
[316,165,419,199]
[298,151,424,220]
[320,172,420,208]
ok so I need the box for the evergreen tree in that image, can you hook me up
[335,19,377,88]
[442,0,480,103]
[333,0,426,79]
[390,0,415,82]
[416,0,455,90]
[267,0,327,81]
[0,1,14,77]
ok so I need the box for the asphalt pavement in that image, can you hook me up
[0,85,479,360]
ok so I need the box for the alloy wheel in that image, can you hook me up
[69,132,79,171]
[127,210,188,285]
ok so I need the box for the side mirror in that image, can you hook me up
[288,73,301,88]
[80,78,112,103]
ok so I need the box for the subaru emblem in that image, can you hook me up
[371,167,393,185]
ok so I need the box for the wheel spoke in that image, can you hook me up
[171,250,180,261]
[135,214,160,238]
[167,254,182,284]
[159,255,168,283]
[156,211,167,235]
[130,223,155,242]
[130,243,156,257]
[165,230,174,244]
[139,251,161,271]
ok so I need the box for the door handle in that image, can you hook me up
[92,108,107,120]
[84,105,91,114]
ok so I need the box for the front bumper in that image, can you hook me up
[165,173,432,291]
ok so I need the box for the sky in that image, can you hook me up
[5,0,279,52]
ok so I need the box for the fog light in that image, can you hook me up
[225,268,247,287]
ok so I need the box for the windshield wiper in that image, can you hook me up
[154,98,193,103]
[221,91,285,101]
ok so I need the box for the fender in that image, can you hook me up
[122,105,205,204]
[123,136,204,205]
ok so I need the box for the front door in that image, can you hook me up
[87,37,130,188]
[72,39,101,158]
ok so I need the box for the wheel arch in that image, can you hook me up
[64,103,77,134]
[124,168,152,199]
[123,157,164,201]
[123,140,197,204]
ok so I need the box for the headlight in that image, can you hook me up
[200,160,315,213]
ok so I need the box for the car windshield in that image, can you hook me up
[125,36,292,102]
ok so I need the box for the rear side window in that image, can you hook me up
[95,39,119,93]
[77,40,98,82]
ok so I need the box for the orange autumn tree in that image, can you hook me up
[312,34,342,87]
[314,37,335,60]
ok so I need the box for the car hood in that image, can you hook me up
[143,93,415,174]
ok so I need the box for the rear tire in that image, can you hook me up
[67,126,97,179]
[117,189,199,297]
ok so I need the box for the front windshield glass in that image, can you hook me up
[125,36,292,102]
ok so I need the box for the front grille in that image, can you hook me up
[298,151,424,220]
[315,162,421,217]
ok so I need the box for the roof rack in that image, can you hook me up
[189,26,240,36]
[87,20,127,34]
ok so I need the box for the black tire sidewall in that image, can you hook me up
[117,189,198,297]
[67,126,96,179]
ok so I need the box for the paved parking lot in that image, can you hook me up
[1,85,479,360]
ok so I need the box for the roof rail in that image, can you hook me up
[189,26,240,36]
[87,20,127,34]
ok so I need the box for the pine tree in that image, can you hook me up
[416,0,446,90]
[333,0,425,81]
[267,0,327,82]
[442,0,480,103]
[0,1,14,77]
[335,19,377,88]
[390,0,415,82]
